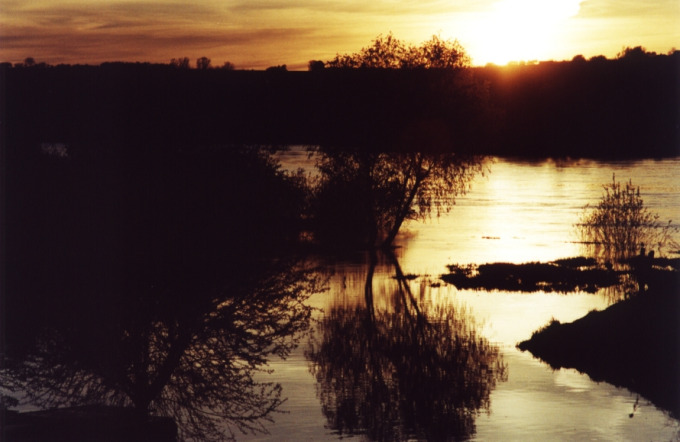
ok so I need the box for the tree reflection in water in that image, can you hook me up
[3,146,321,441]
[2,259,319,441]
[305,251,507,441]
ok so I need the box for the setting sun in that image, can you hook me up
[467,0,583,65]
[1,0,678,68]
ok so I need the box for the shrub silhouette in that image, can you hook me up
[577,174,678,262]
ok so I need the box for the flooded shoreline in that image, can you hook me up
[4,150,679,440]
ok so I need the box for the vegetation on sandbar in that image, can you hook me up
[442,257,622,293]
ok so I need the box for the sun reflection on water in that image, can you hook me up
[261,151,680,440]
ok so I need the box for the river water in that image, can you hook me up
[244,151,680,441]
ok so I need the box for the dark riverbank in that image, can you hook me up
[518,270,680,419]
[3,51,678,158]
[3,406,177,441]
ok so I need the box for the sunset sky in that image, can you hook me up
[1,0,678,69]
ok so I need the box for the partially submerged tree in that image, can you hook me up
[577,174,678,262]
[312,149,484,249]
[313,34,489,251]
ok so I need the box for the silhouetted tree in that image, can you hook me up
[588,54,608,63]
[308,60,325,71]
[328,33,406,68]
[170,57,191,68]
[312,149,484,248]
[617,46,656,60]
[220,61,235,70]
[196,56,211,70]
[326,33,470,70]
[403,35,470,69]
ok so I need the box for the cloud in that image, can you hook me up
[0,0,677,67]
[1,1,222,31]
[577,0,679,18]
[2,0,491,66]
[227,0,487,15]
[0,19,323,67]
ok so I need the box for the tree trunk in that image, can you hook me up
[381,173,423,248]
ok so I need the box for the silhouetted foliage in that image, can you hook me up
[405,35,470,69]
[311,150,484,248]
[617,46,656,60]
[443,259,621,293]
[196,56,211,70]
[326,33,470,70]
[308,60,325,71]
[170,57,191,68]
[3,259,317,441]
[588,54,608,63]
[0,64,539,152]
[577,175,678,262]
[2,47,678,163]
[305,251,506,440]
[220,61,235,70]
[472,51,680,157]
[327,33,406,68]
[3,145,320,440]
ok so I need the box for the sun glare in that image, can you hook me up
[468,0,583,65]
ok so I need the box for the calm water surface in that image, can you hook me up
[248,152,680,441]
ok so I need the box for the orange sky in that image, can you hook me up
[1,1,678,69]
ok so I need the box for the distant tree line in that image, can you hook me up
[4,42,673,71]
[169,56,236,70]
[2,39,678,157]
[472,47,680,157]
[2,38,679,438]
